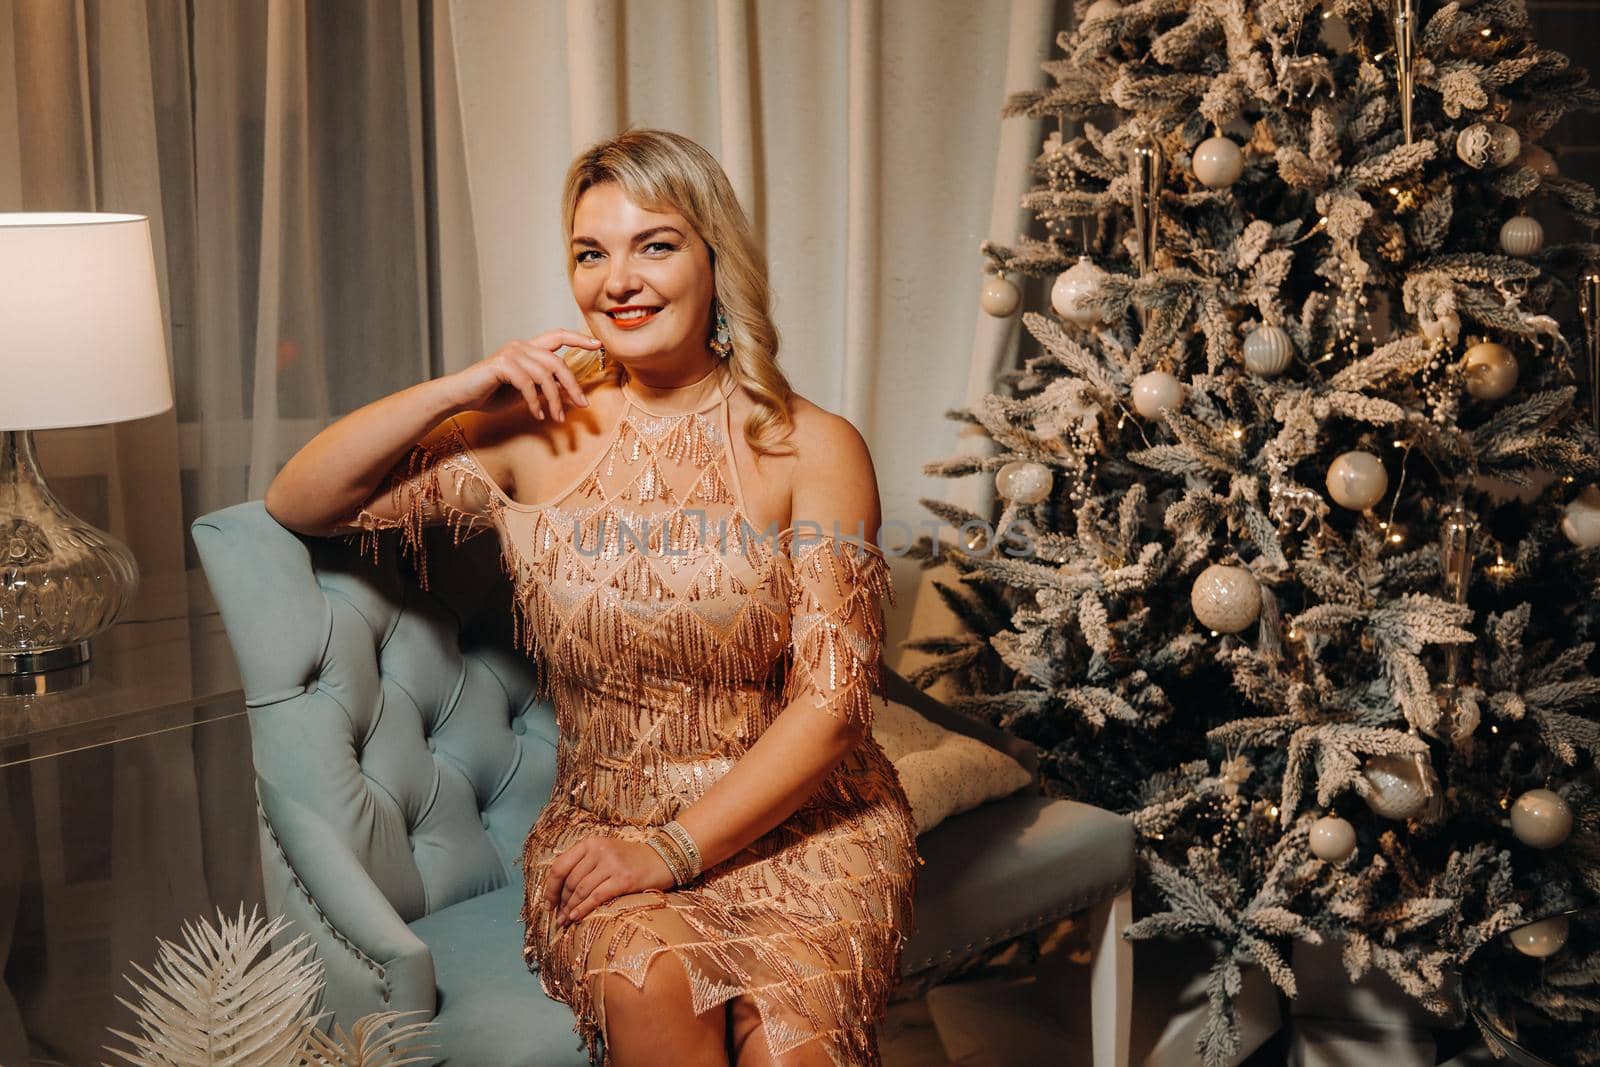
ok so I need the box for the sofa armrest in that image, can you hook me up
[882,665,1042,788]
[256,778,437,1024]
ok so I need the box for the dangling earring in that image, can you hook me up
[597,345,606,371]
[709,299,733,360]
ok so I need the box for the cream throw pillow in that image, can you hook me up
[869,693,1033,835]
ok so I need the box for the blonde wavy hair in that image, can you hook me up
[559,128,798,457]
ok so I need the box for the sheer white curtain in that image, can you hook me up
[0,0,467,622]
[446,0,1059,659]
[1,0,1059,654]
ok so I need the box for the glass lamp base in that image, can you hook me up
[1,430,138,676]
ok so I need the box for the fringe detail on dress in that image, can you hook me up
[778,534,898,733]
[334,396,919,1067]
[338,418,500,593]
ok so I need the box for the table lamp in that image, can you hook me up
[0,212,174,677]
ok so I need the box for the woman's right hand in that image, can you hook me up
[445,330,601,422]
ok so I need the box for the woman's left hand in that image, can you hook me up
[541,835,677,926]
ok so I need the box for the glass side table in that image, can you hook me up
[1465,905,1599,1067]
[0,613,261,1067]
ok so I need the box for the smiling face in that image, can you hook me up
[569,182,716,369]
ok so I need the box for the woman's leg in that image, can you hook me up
[726,995,839,1067]
[597,952,730,1067]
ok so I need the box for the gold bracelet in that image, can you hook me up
[644,832,688,884]
[661,820,703,879]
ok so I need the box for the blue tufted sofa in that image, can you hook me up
[190,501,1135,1066]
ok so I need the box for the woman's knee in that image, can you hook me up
[596,950,725,1034]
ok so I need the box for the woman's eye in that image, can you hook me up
[574,250,602,265]
[644,241,676,254]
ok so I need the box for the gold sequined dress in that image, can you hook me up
[344,365,921,1066]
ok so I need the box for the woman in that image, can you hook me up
[264,128,921,1067]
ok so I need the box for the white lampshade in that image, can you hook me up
[0,212,173,430]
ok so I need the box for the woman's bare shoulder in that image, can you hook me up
[455,376,624,498]
[779,394,880,534]
[783,393,873,468]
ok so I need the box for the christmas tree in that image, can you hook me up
[912,1,1600,1061]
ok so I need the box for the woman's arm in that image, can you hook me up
[264,376,478,537]
[264,331,598,536]
[673,409,890,872]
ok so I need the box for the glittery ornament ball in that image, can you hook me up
[980,275,1021,317]
[1511,788,1574,849]
[1499,215,1544,257]
[1361,754,1437,821]
[1192,135,1245,189]
[1561,485,1600,548]
[1131,370,1183,419]
[1051,256,1110,326]
[1325,451,1388,511]
[1509,914,1569,959]
[1084,0,1121,20]
[1309,815,1357,863]
[1463,341,1518,400]
[995,460,1053,504]
[1242,325,1294,376]
[1190,563,1261,633]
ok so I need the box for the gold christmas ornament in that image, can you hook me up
[1190,563,1262,633]
[1463,341,1519,399]
[1508,914,1569,959]
[1129,136,1164,278]
[1517,143,1558,179]
[1325,451,1388,511]
[1510,788,1574,849]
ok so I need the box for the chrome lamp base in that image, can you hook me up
[1,429,138,677]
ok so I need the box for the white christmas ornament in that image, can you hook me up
[1560,486,1600,548]
[1509,914,1569,959]
[980,275,1021,317]
[1456,121,1521,169]
[1190,563,1262,633]
[1499,215,1544,257]
[1131,370,1183,419]
[1192,136,1245,189]
[1463,341,1518,399]
[1309,815,1357,862]
[1052,255,1110,326]
[994,460,1053,504]
[1242,325,1294,376]
[1517,143,1559,179]
[1511,788,1574,849]
[1361,754,1440,821]
[1325,451,1388,511]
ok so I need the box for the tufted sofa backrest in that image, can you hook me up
[191,501,558,921]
